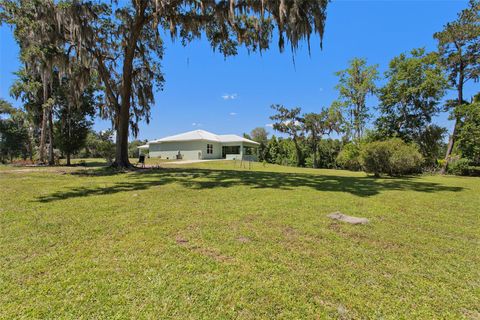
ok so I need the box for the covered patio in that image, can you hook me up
[221,141,259,161]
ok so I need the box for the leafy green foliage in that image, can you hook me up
[376,48,448,145]
[270,105,304,166]
[360,139,424,177]
[302,105,343,168]
[455,96,480,165]
[128,140,148,158]
[336,143,362,171]
[434,0,479,169]
[249,127,269,161]
[82,130,116,164]
[434,0,480,94]
[416,125,448,168]
[447,158,471,175]
[334,58,378,140]
[53,81,96,165]
[0,100,31,162]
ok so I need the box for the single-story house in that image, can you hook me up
[138,130,259,161]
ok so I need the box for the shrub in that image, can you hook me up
[359,138,423,176]
[448,158,471,176]
[467,166,480,177]
[336,143,361,171]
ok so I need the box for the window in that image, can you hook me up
[207,144,213,154]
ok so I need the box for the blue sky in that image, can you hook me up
[0,0,477,141]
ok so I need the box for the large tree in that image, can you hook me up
[434,0,480,173]
[270,104,304,166]
[48,0,328,168]
[2,0,94,165]
[376,48,448,148]
[334,58,378,141]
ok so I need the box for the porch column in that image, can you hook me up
[240,142,243,160]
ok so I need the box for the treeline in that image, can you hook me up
[243,0,479,177]
[0,105,146,165]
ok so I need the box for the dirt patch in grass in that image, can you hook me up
[175,236,232,262]
[236,236,251,243]
[1,167,73,174]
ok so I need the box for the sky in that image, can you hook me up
[0,0,477,141]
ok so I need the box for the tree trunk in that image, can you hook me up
[27,135,33,161]
[39,107,48,164]
[292,137,303,167]
[66,152,71,166]
[112,9,145,168]
[48,108,54,165]
[441,73,464,174]
[114,104,131,168]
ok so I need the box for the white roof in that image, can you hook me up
[149,130,259,145]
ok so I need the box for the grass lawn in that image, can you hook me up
[0,160,479,318]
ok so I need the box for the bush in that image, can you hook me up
[360,138,423,176]
[336,143,361,171]
[448,158,471,176]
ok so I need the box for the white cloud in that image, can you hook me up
[319,87,324,92]
[229,112,237,116]
[221,93,238,100]
[192,122,202,127]
[283,119,301,126]
[265,123,274,128]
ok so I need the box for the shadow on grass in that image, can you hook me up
[36,167,464,203]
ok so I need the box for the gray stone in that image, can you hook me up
[327,212,369,225]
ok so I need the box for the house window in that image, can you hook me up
[207,144,213,154]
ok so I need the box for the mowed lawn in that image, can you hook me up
[0,160,479,319]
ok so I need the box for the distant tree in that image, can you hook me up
[0,99,31,162]
[376,48,448,151]
[3,1,69,164]
[416,125,448,168]
[434,0,480,173]
[83,130,116,164]
[53,85,96,166]
[316,139,342,169]
[302,105,343,168]
[250,127,269,161]
[128,139,148,159]
[455,93,480,165]
[334,58,378,141]
[270,105,304,166]
[265,135,280,164]
[277,138,299,167]
[250,127,268,145]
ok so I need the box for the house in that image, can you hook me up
[138,130,260,161]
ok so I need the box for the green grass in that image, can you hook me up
[0,160,479,319]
